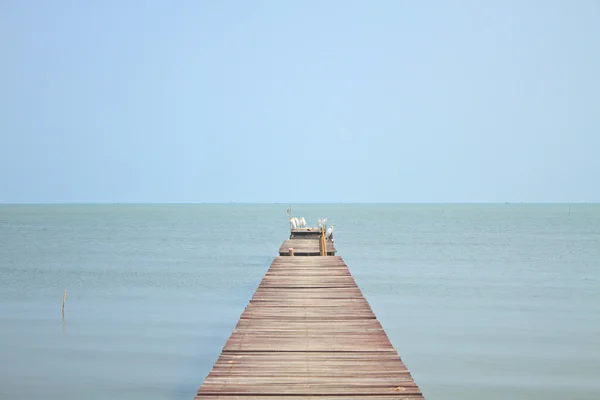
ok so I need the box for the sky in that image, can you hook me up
[1,1,599,203]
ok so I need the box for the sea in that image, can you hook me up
[0,204,598,400]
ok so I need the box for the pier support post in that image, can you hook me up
[320,226,327,256]
[288,248,294,256]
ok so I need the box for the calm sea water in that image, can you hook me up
[0,204,599,400]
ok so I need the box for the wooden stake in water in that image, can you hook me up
[62,290,67,320]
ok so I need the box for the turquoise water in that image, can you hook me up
[1,204,599,399]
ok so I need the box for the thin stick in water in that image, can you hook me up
[62,290,67,320]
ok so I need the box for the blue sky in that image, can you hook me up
[1,1,599,203]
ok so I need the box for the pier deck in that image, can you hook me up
[278,238,336,256]
[289,227,322,238]
[196,252,424,398]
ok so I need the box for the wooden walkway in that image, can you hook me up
[196,238,424,399]
[289,227,322,238]
[278,238,336,256]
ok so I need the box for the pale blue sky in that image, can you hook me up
[1,1,598,203]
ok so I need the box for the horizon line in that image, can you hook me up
[0,201,598,205]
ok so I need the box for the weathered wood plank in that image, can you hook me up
[278,239,336,255]
[197,397,422,400]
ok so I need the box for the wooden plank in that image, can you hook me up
[277,240,335,251]
[278,239,336,255]
[289,227,323,239]
[197,397,422,400]
[233,319,386,331]
[291,227,321,232]
[196,253,423,399]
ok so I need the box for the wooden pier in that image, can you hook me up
[289,227,322,238]
[278,238,336,256]
[196,223,424,399]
